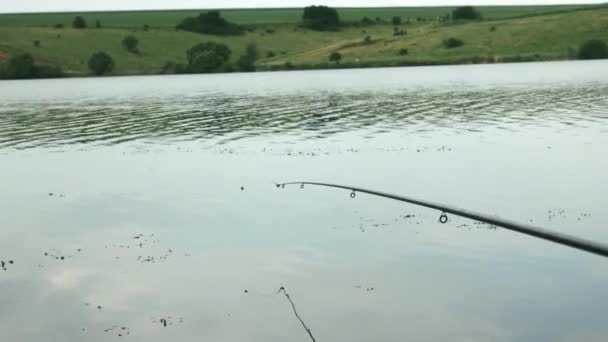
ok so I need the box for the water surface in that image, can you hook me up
[1,60,608,342]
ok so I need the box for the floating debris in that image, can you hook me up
[152,316,183,328]
[43,250,72,261]
[104,325,130,337]
[0,260,12,271]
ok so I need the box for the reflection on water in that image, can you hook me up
[1,61,608,342]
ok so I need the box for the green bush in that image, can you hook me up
[329,51,342,63]
[391,16,402,25]
[237,43,259,72]
[578,40,608,60]
[34,40,40,47]
[393,27,406,36]
[143,24,150,31]
[0,53,63,79]
[73,16,87,29]
[160,61,187,74]
[54,23,64,29]
[88,51,114,76]
[452,6,482,21]
[176,11,244,35]
[267,51,276,58]
[96,20,101,28]
[35,65,63,78]
[360,17,375,26]
[302,5,340,31]
[186,42,231,73]
[3,53,35,79]
[443,37,464,48]
[122,35,139,53]
[399,48,409,56]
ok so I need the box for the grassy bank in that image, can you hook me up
[0,5,607,77]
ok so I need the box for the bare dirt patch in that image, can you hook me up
[0,51,9,63]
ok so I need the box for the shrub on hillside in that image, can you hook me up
[54,23,64,29]
[329,51,342,63]
[3,53,35,79]
[160,61,187,74]
[34,40,40,47]
[73,16,87,29]
[399,48,409,56]
[578,40,608,60]
[302,5,340,31]
[122,35,139,54]
[0,53,63,79]
[186,42,231,73]
[35,64,64,78]
[143,24,150,31]
[237,43,259,72]
[176,11,244,35]
[393,27,406,36]
[452,6,482,21]
[361,17,375,26]
[96,20,102,28]
[443,37,464,48]
[391,16,402,25]
[88,51,114,76]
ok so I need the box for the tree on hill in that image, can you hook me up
[88,52,114,75]
[452,6,482,20]
[176,11,244,35]
[302,5,340,31]
[73,16,87,29]
[186,42,232,73]
[392,16,402,25]
[578,40,608,60]
[122,35,139,54]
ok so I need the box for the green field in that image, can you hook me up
[0,5,607,77]
[0,5,595,27]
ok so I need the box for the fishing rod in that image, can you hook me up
[277,181,608,259]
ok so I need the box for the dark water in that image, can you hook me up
[1,61,608,342]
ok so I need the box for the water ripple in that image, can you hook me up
[0,81,607,150]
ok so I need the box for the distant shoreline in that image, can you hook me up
[0,4,606,80]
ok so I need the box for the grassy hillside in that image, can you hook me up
[0,5,595,27]
[0,5,606,76]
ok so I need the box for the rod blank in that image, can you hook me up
[279,181,608,259]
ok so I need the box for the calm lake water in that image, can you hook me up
[1,60,608,342]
